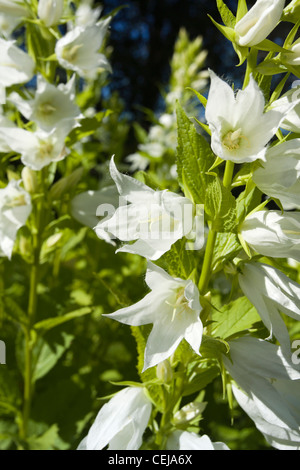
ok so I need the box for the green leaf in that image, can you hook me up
[236,0,248,22]
[232,42,248,66]
[253,39,290,53]
[159,238,196,280]
[208,15,236,42]
[211,296,261,340]
[186,87,207,108]
[27,424,69,450]
[183,362,220,396]
[217,0,236,28]
[212,232,241,269]
[16,330,74,382]
[176,102,215,204]
[255,59,287,76]
[205,177,237,232]
[34,307,92,333]
[200,335,230,359]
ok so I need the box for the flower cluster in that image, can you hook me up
[78,0,300,451]
[1,0,300,452]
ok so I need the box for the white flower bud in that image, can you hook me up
[156,360,173,384]
[21,167,38,194]
[235,0,285,47]
[38,0,64,27]
[173,402,207,425]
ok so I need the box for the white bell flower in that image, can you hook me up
[38,0,64,27]
[270,83,300,133]
[0,179,32,259]
[0,38,35,102]
[240,210,300,262]
[252,139,300,210]
[95,157,204,260]
[205,71,285,163]
[9,74,82,133]
[238,262,300,354]
[234,0,285,47]
[167,431,229,450]
[77,386,152,450]
[224,336,300,450]
[103,262,203,371]
[55,18,111,80]
[0,126,69,171]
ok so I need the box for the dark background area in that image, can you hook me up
[99,0,293,121]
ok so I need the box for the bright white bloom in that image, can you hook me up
[9,75,81,133]
[252,139,300,210]
[55,19,111,80]
[224,336,300,450]
[95,157,204,260]
[235,0,285,47]
[205,71,285,163]
[0,38,35,101]
[240,210,300,262]
[71,185,121,246]
[167,431,229,450]
[239,262,300,353]
[38,0,64,27]
[77,387,152,450]
[103,262,203,371]
[270,83,300,133]
[75,0,102,28]
[0,126,69,171]
[0,179,32,259]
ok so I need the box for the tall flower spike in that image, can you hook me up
[77,387,152,450]
[102,262,203,371]
[95,156,203,260]
[240,210,300,262]
[205,71,287,164]
[238,262,300,354]
[224,336,300,450]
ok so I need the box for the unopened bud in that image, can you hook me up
[22,167,38,194]
[173,401,207,426]
[156,360,173,384]
[38,0,64,27]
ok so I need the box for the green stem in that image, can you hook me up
[223,160,235,189]
[198,228,217,295]
[21,199,42,441]
[243,48,258,89]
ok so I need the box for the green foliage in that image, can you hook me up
[176,102,215,204]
